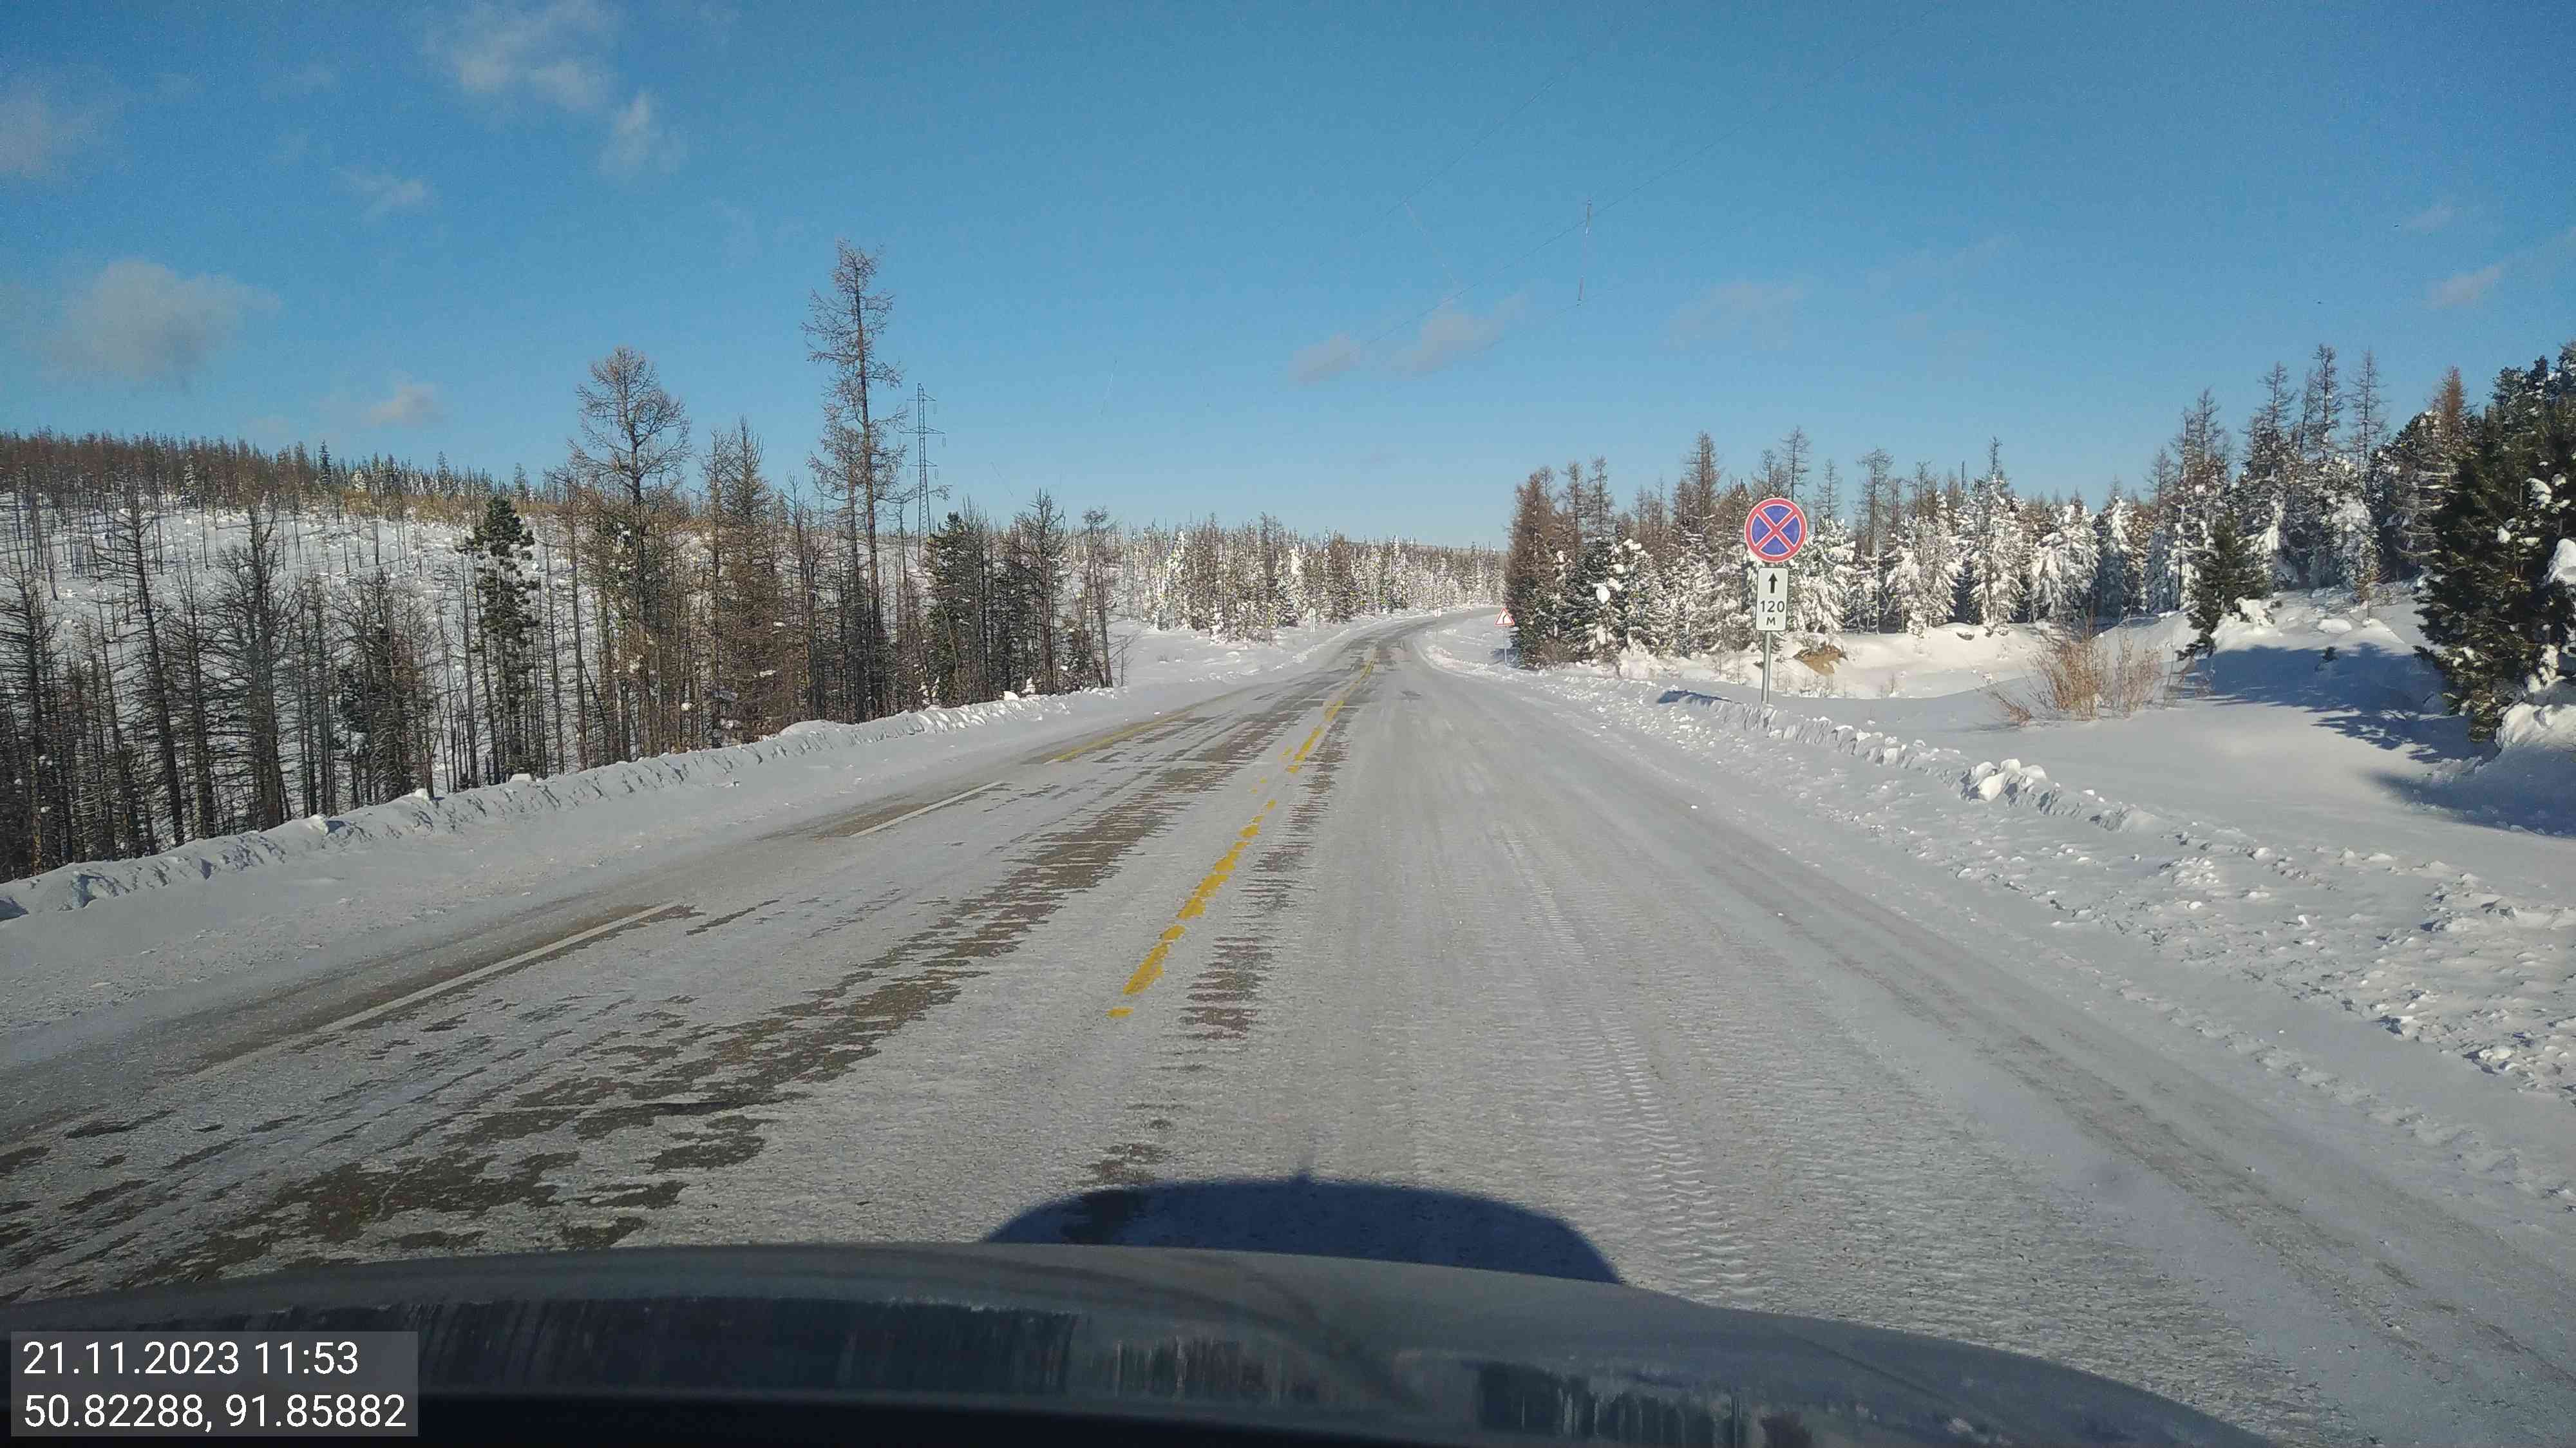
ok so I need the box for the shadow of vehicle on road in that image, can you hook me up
[985,1175,1622,1284]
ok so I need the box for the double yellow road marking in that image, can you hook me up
[1047,712,1182,763]
[1107,660,1372,1019]
[1106,795,1278,1018]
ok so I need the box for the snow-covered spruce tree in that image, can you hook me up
[2143,450,2190,614]
[1539,546,1575,654]
[1880,535,1929,638]
[2416,347,2576,740]
[1653,549,1706,654]
[1791,508,1853,637]
[1888,466,1958,636]
[2185,504,2267,659]
[2150,392,2230,614]
[2380,368,2471,579]
[1504,466,1564,665]
[1855,447,1898,631]
[1616,538,1668,654]
[2092,491,2146,620]
[1573,535,1629,662]
[2027,499,2097,625]
[463,490,544,777]
[1964,445,2025,631]
[2237,363,2297,587]
[2278,345,2345,587]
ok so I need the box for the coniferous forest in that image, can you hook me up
[1502,340,2575,738]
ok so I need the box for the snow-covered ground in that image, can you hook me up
[1425,605,2576,1154]
[0,611,1450,1042]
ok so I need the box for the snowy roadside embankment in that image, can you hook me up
[2,611,1433,924]
[1,610,1464,1038]
[1423,620,2576,1139]
[0,696,1083,919]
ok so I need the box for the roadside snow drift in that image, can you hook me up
[1426,605,2576,1133]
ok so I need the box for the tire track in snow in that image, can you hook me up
[1413,656,2337,1443]
[1487,824,1763,1307]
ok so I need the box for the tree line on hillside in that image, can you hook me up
[1504,341,2575,740]
[0,251,1495,884]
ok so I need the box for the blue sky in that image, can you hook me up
[5,1,2571,544]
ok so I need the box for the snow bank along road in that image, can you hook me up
[3,614,2569,1445]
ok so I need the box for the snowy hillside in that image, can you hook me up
[1570,588,2575,846]
[0,432,1500,891]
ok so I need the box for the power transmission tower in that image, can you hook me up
[910,382,946,555]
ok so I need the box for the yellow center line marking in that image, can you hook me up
[1285,660,1372,774]
[1110,661,1376,1018]
[1049,713,1183,763]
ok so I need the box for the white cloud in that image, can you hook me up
[428,1,685,176]
[429,0,619,111]
[1866,235,2007,292]
[268,62,339,97]
[1392,294,1525,376]
[363,379,442,427]
[600,88,682,175]
[2400,200,2455,234]
[339,166,435,221]
[2427,262,2503,309]
[0,73,117,180]
[1670,279,1806,343]
[687,1,740,43]
[44,259,277,387]
[1291,332,1363,385]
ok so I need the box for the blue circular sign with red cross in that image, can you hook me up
[1743,497,1808,562]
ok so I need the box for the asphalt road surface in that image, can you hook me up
[4,614,2570,1445]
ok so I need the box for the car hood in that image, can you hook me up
[0,1243,2264,1446]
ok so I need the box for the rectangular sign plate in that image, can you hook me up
[1754,567,1789,633]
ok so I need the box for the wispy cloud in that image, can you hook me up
[363,378,442,427]
[600,88,683,175]
[1291,332,1363,385]
[428,0,618,110]
[428,0,682,176]
[43,259,277,387]
[685,1,739,44]
[2400,200,2455,234]
[0,71,118,180]
[1866,235,2007,292]
[267,62,339,97]
[711,199,760,264]
[1670,279,1806,345]
[339,166,435,221]
[2427,262,2503,309]
[1392,294,1525,376]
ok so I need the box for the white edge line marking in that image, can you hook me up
[848,779,1009,839]
[200,781,1010,1081]
[198,902,674,1080]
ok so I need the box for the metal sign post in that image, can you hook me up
[1743,501,1806,711]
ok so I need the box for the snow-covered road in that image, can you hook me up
[3,614,2569,1445]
